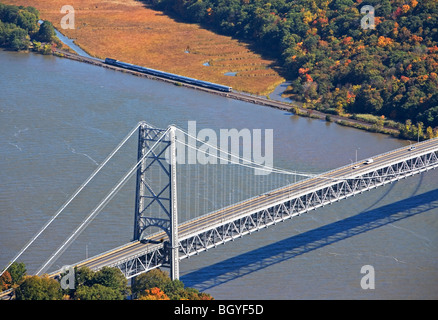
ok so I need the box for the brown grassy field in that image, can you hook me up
[4,0,285,95]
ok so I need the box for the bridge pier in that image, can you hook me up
[133,123,180,280]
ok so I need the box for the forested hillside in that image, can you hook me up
[145,0,438,129]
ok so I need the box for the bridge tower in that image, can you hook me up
[133,123,179,280]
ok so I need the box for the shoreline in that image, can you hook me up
[52,49,404,140]
[36,16,407,140]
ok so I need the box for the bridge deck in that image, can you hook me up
[50,137,438,278]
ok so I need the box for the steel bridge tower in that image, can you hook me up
[133,123,179,280]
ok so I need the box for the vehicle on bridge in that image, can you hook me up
[140,237,165,244]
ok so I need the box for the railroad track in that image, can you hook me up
[54,50,295,110]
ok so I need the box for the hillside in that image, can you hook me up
[1,0,285,95]
[146,0,438,130]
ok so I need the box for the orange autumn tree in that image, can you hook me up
[138,287,170,300]
[132,268,214,300]
[0,271,12,291]
[377,36,393,47]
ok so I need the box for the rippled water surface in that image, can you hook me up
[0,50,437,299]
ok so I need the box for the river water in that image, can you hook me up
[0,50,437,299]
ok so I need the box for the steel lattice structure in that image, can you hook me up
[133,123,179,280]
[177,149,438,259]
[104,136,438,279]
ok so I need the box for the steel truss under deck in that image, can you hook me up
[109,144,438,279]
[113,244,166,279]
[178,150,438,259]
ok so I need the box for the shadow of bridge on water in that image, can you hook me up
[181,188,438,292]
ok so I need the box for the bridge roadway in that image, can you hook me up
[49,137,438,278]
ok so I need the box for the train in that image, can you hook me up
[104,58,232,92]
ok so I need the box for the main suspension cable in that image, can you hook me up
[1,122,146,276]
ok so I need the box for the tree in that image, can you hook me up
[0,271,12,291]
[75,283,123,300]
[426,126,434,139]
[15,275,62,300]
[92,267,129,298]
[163,278,186,299]
[132,268,171,298]
[419,105,438,128]
[17,9,39,32]
[7,262,26,285]
[72,266,129,300]
[138,287,170,300]
[352,85,384,114]
[8,27,30,51]
[132,268,214,300]
[75,266,95,287]
[0,5,40,51]
[37,20,55,42]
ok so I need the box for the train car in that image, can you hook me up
[105,58,117,64]
[104,58,232,92]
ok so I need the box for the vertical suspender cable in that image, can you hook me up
[1,122,145,276]
[36,127,171,275]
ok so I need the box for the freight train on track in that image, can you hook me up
[105,58,232,92]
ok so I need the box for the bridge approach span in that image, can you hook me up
[50,137,438,279]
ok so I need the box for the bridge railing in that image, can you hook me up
[178,137,438,239]
[315,137,438,180]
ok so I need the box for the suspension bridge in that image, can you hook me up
[2,121,438,287]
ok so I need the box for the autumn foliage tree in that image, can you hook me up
[133,268,213,300]
[15,275,62,300]
[138,287,170,300]
[1,261,26,291]
[0,4,59,54]
[0,271,12,291]
[71,266,130,300]
[148,0,438,134]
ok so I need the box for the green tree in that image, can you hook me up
[163,278,186,300]
[15,275,62,300]
[0,271,12,291]
[75,283,123,300]
[73,266,129,300]
[352,85,384,114]
[7,262,26,285]
[9,27,30,51]
[37,20,55,42]
[92,267,129,298]
[132,268,171,298]
[132,268,214,300]
[17,9,39,32]
[74,266,95,287]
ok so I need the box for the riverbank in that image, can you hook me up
[2,0,285,96]
[2,48,437,300]
[43,22,408,140]
[3,0,427,141]
[53,49,410,140]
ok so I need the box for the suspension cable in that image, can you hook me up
[35,126,171,275]
[174,126,318,177]
[1,122,147,276]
